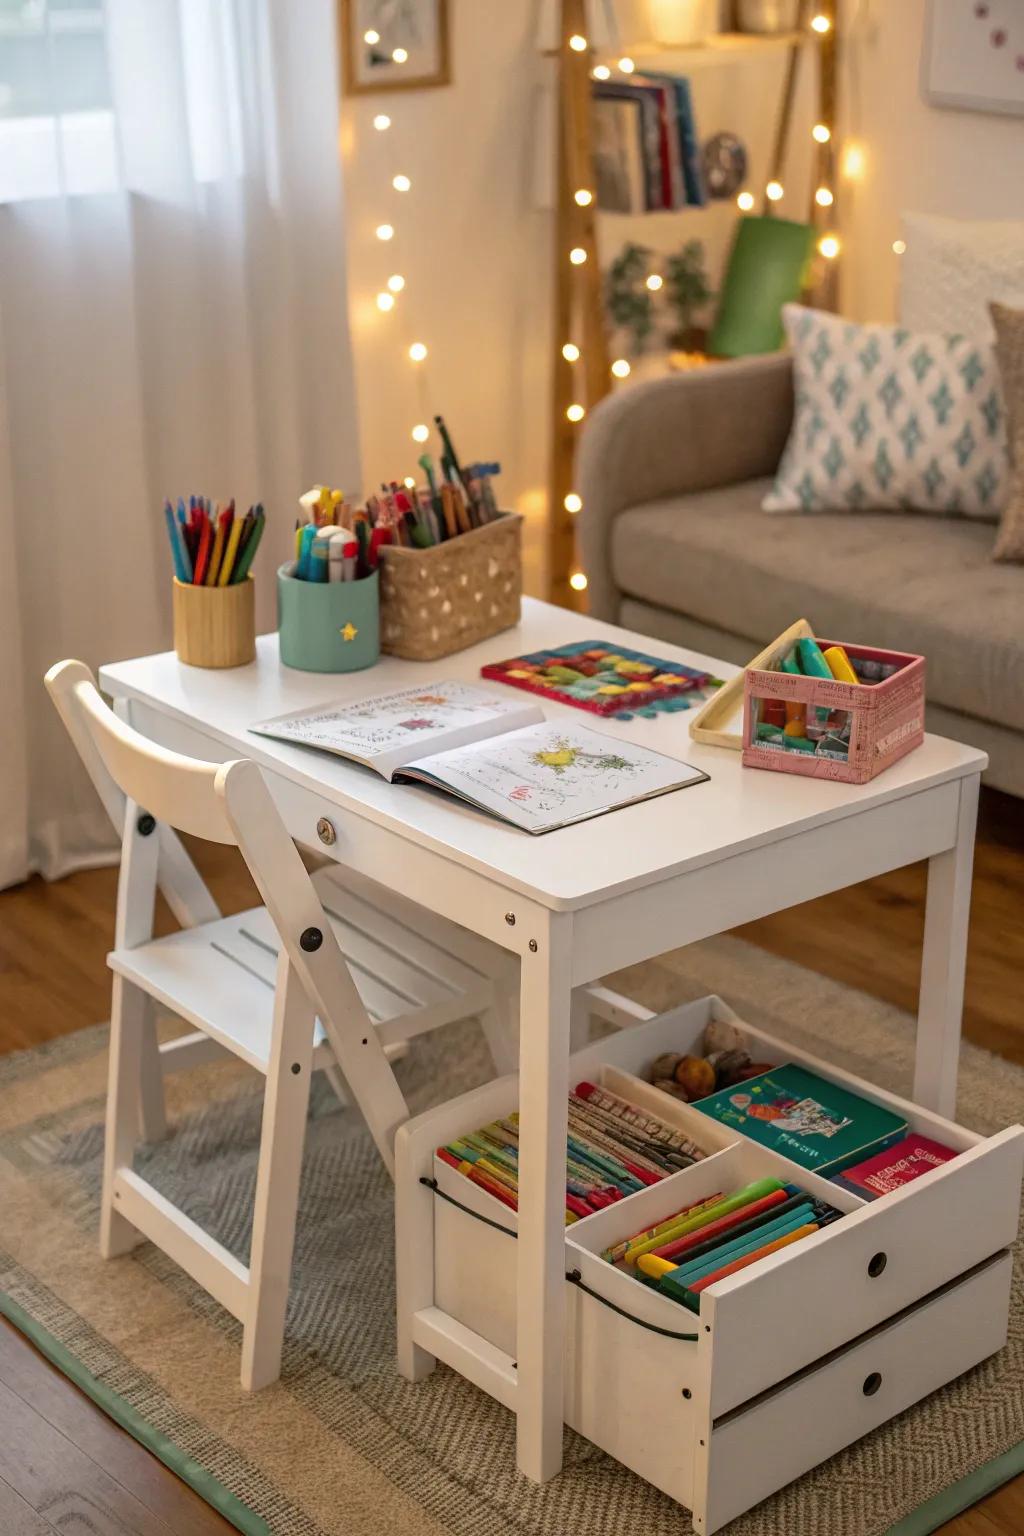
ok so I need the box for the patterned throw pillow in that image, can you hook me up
[991,302,1024,563]
[763,305,1009,520]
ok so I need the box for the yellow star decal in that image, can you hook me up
[340,622,358,642]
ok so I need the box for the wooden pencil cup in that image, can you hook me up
[277,563,380,672]
[172,577,256,669]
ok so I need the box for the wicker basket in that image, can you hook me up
[378,511,522,661]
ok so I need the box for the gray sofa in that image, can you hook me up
[578,352,1024,796]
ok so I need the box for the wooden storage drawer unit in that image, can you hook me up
[396,996,1023,1533]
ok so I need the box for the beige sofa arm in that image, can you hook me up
[576,352,794,620]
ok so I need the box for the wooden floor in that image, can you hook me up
[0,792,1021,1534]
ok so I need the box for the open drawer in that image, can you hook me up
[395,995,1023,1532]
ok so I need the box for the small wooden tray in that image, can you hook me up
[688,619,814,748]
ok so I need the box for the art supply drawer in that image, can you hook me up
[396,995,1023,1532]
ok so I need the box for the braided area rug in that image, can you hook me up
[0,935,1020,1536]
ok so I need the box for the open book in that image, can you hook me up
[251,681,708,834]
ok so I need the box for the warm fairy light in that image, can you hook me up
[376,291,395,311]
[893,239,907,255]
[569,571,589,591]
[569,246,587,265]
[392,174,411,192]
[409,341,428,361]
[819,234,841,259]
[842,143,865,178]
[815,186,834,207]
[645,273,663,291]
[611,358,631,378]
[737,190,755,211]
[618,56,635,72]
[566,403,585,422]
[810,14,831,32]
[376,223,394,241]
[363,29,380,44]
[812,122,831,143]
[387,273,405,293]
[562,342,580,362]
[373,114,391,131]
[403,476,416,489]
[766,180,784,202]
[574,188,594,206]
[392,46,408,63]
[411,423,430,442]
[592,63,611,80]
[564,492,582,513]
[568,33,588,51]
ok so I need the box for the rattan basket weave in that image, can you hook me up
[378,511,522,661]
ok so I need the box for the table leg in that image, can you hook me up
[914,773,979,1118]
[515,910,573,1483]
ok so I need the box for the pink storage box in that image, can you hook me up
[741,640,926,784]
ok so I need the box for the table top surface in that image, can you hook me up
[99,598,986,912]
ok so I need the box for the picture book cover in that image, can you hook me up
[692,1063,908,1175]
[830,1134,957,1200]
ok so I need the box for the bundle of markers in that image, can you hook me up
[605,1176,843,1312]
[163,496,265,587]
[438,1080,708,1224]
[291,415,499,583]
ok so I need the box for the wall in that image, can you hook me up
[839,0,1024,322]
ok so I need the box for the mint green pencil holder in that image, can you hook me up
[277,563,380,672]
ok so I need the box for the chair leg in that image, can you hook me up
[478,980,519,1076]
[138,1009,168,1143]
[241,966,314,1391]
[100,976,147,1258]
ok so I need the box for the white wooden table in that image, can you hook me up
[100,597,986,1486]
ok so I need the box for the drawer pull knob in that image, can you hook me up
[868,1252,887,1278]
[316,817,337,846]
[863,1371,882,1397]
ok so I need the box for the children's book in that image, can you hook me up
[692,1063,908,1176]
[830,1134,957,1200]
[250,681,708,834]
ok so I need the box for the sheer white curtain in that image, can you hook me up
[0,0,361,888]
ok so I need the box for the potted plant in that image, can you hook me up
[665,239,713,351]
[605,242,656,354]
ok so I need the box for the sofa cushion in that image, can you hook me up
[611,478,1024,733]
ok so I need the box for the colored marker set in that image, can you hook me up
[607,1176,843,1312]
[438,1079,710,1223]
[163,496,265,587]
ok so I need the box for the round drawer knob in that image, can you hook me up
[300,927,323,952]
[316,817,337,846]
[862,1371,882,1397]
[867,1252,887,1278]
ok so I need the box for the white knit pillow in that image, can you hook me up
[764,305,1009,520]
[899,213,1024,340]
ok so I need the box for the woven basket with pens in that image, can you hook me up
[379,511,522,661]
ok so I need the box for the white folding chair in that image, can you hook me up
[45,660,519,1390]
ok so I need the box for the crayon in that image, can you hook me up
[823,645,859,685]
[602,1193,724,1264]
[624,1179,784,1266]
[652,1188,793,1262]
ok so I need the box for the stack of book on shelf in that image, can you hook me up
[592,72,705,213]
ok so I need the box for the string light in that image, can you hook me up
[373,114,391,131]
[568,33,588,51]
[376,291,395,311]
[569,246,587,265]
[569,571,588,591]
[766,180,784,202]
[409,341,428,361]
[574,188,593,206]
[363,28,380,44]
[387,273,405,292]
[392,174,411,192]
[819,234,841,259]
[611,358,631,378]
[842,143,865,178]
[812,122,831,143]
[618,56,635,73]
[566,403,585,422]
[562,342,580,362]
[810,14,831,32]
[564,493,582,513]
[411,423,429,442]
[403,476,416,489]
[737,191,754,211]
[815,186,834,207]
[376,223,394,241]
[592,63,611,80]
[392,46,408,63]
[645,273,663,291]
[892,239,907,255]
